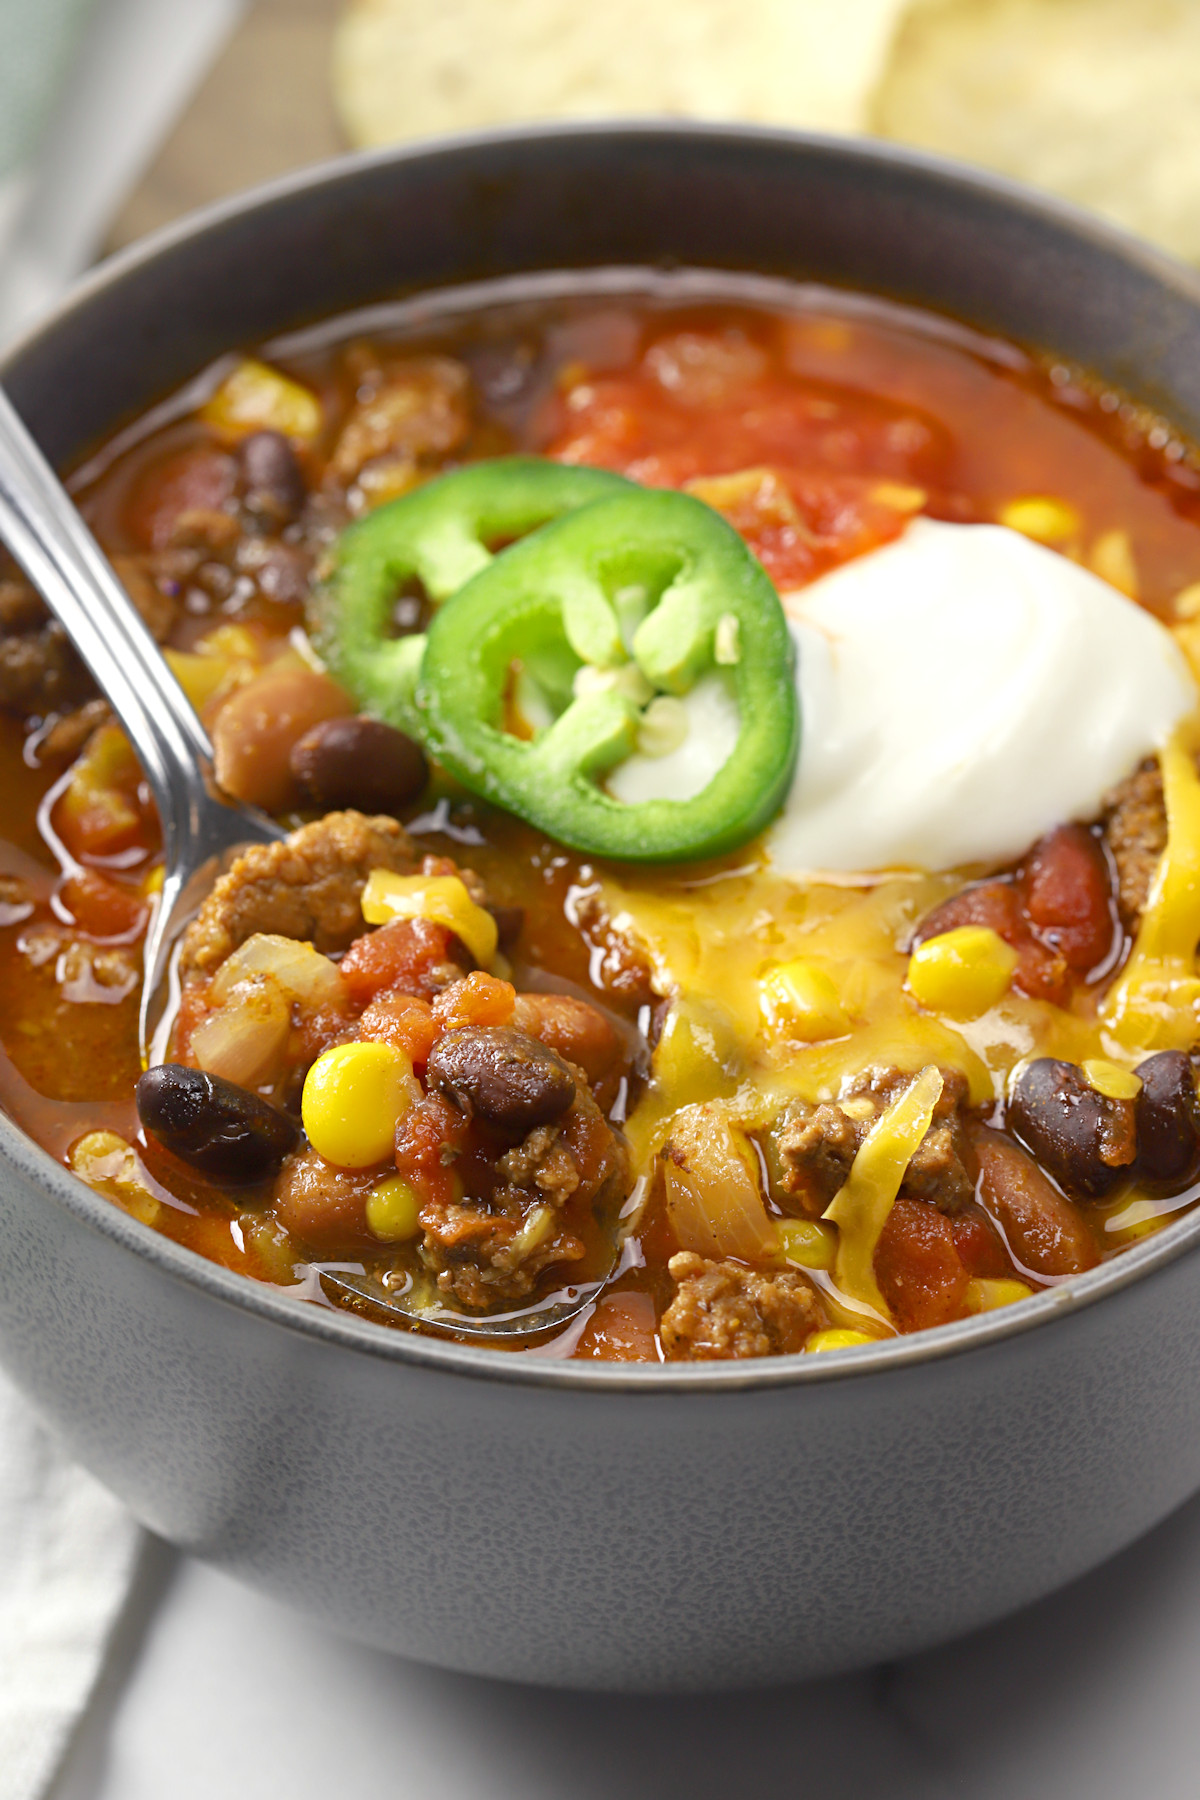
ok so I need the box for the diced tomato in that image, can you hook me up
[58,868,148,940]
[395,1093,467,1212]
[338,917,457,1003]
[875,1196,970,1332]
[358,992,438,1068]
[432,970,515,1031]
[291,1002,355,1067]
[573,1291,660,1361]
[54,724,150,860]
[950,1206,1011,1280]
[170,982,211,1067]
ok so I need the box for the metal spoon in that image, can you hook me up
[0,385,284,1060]
[318,1267,608,1338]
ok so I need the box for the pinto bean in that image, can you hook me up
[973,1128,1099,1277]
[273,1143,376,1253]
[289,714,427,814]
[136,1063,299,1182]
[1135,1051,1200,1184]
[237,430,306,525]
[511,992,623,1089]
[426,1026,577,1134]
[1007,1058,1137,1200]
[212,665,353,811]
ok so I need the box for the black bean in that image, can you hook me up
[237,430,306,525]
[1007,1057,1137,1201]
[1135,1051,1200,1184]
[136,1063,299,1183]
[427,1027,576,1135]
[290,714,428,814]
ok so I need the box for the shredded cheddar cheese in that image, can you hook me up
[1103,727,1200,1054]
[822,1065,944,1322]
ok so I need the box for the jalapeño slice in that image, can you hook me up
[309,458,633,732]
[417,486,800,862]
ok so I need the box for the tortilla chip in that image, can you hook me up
[333,0,910,145]
[873,0,1200,263]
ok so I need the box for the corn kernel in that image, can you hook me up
[361,870,498,967]
[777,1218,836,1270]
[201,357,322,445]
[165,648,232,712]
[142,864,164,896]
[965,1277,1034,1313]
[1173,581,1200,620]
[366,1174,422,1242]
[805,1329,876,1353]
[998,495,1081,544]
[1089,528,1138,598]
[302,1041,416,1168]
[870,481,927,513]
[760,959,849,1041]
[906,926,1018,1019]
[1082,1058,1143,1100]
[70,1130,160,1226]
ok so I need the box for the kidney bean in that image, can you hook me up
[136,1063,299,1182]
[1135,1051,1200,1184]
[1007,1058,1137,1200]
[237,430,306,525]
[874,1197,969,1332]
[1019,824,1117,975]
[289,714,427,814]
[973,1128,1099,1277]
[212,664,353,811]
[426,1026,577,1134]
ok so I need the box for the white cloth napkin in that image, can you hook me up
[0,1373,141,1800]
[0,6,245,1794]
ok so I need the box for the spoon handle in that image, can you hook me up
[0,385,213,819]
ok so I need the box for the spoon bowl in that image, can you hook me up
[0,383,285,1060]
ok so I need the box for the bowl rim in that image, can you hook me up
[5,117,1200,1395]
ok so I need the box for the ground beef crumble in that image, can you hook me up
[1101,758,1167,927]
[660,1252,821,1360]
[180,810,413,975]
[771,1064,976,1216]
[419,1085,628,1309]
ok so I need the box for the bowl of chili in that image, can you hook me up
[4,124,1200,1688]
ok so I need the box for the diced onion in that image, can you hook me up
[191,978,291,1086]
[209,933,347,1009]
[662,1103,776,1262]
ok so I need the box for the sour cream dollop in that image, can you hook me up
[609,517,1197,873]
[770,518,1195,872]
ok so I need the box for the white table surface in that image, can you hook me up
[47,1484,1200,1800]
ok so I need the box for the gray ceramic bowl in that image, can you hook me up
[4,124,1200,1692]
